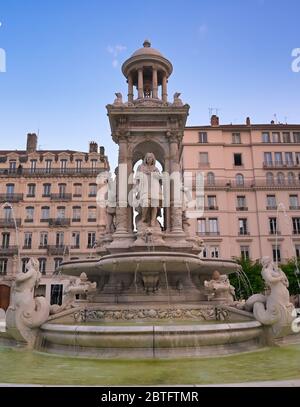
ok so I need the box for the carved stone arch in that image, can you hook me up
[131,139,167,170]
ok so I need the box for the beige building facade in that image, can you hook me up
[0,133,109,308]
[182,116,300,263]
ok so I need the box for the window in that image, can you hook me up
[88,206,97,221]
[199,132,208,143]
[241,246,250,260]
[210,246,220,259]
[58,184,67,197]
[72,207,81,221]
[57,207,66,219]
[39,232,48,248]
[239,218,248,235]
[275,152,283,165]
[234,153,243,166]
[72,232,80,249]
[288,172,295,185]
[6,184,14,195]
[277,172,285,185]
[267,195,277,209]
[25,207,34,222]
[237,195,246,209]
[87,232,96,249]
[207,195,217,209]
[22,258,29,273]
[56,232,64,247]
[91,159,98,169]
[9,160,17,173]
[272,246,281,263]
[266,173,274,185]
[50,284,63,306]
[207,172,215,186]
[60,159,67,173]
[30,160,37,173]
[197,219,206,235]
[272,132,281,143]
[39,258,47,275]
[208,218,219,234]
[41,206,50,221]
[296,245,300,258]
[3,206,12,221]
[54,258,63,270]
[264,152,272,166]
[293,132,300,143]
[232,133,241,144]
[75,159,82,173]
[89,184,97,197]
[2,233,10,249]
[262,132,270,143]
[43,183,51,197]
[285,152,294,166]
[27,184,36,197]
[296,153,300,165]
[283,132,291,143]
[45,159,52,173]
[199,152,209,167]
[235,174,244,186]
[74,184,82,197]
[269,218,278,235]
[292,218,300,234]
[290,195,299,210]
[24,233,32,249]
[0,259,8,275]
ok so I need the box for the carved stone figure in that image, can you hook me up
[173,92,183,106]
[135,153,162,229]
[204,270,235,304]
[245,256,295,339]
[113,92,124,105]
[6,258,50,347]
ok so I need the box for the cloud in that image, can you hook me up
[107,44,127,68]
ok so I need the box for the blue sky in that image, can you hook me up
[0,0,300,169]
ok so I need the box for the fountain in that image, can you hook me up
[1,41,298,359]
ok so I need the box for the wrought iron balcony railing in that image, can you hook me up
[0,246,18,256]
[0,194,23,203]
[48,218,71,227]
[0,218,21,227]
[50,194,72,201]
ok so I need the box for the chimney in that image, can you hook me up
[100,146,105,156]
[26,133,38,153]
[246,117,251,126]
[89,141,98,153]
[210,115,219,127]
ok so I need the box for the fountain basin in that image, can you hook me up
[36,318,264,359]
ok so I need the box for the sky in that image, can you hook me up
[0,0,300,169]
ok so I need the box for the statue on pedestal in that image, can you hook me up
[204,270,235,304]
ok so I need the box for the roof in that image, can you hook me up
[0,149,88,155]
[185,124,300,131]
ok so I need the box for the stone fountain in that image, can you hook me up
[1,41,298,358]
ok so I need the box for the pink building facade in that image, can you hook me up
[181,116,300,262]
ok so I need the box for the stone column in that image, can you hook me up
[162,73,168,103]
[138,68,144,99]
[168,132,184,234]
[115,136,129,234]
[152,68,158,99]
[128,74,134,103]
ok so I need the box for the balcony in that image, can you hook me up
[238,231,250,236]
[0,194,23,203]
[48,218,71,227]
[290,206,300,210]
[269,231,281,235]
[72,218,81,223]
[204,206,219,211]
[266,206,278,210]
[0,168,103,178]
[47,245,68,255]
[50,194,72,201]
[236,207,248,211]
[293,230,300,235]
[0,246,18,256]
[0,218,21,228]
[197,232,220,237]
[263,161,300,169]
